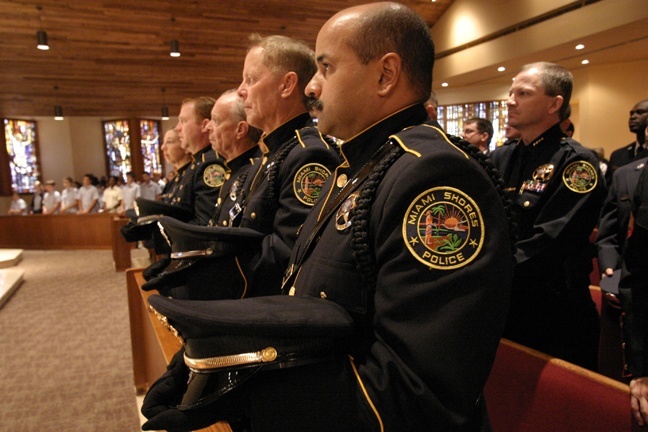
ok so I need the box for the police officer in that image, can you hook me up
[204,89,262,226]
[491,62,607,370]
[607,99,648,182]
[141,3,515,431]
[159,129,192,205]
[619,155,648,427]
[146,35,340,298]
[175,96,226,225]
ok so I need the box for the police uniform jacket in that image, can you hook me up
[619,163,648,377]
[490,123,607,368]
[188,145,226,225]
[268,104,514,431]
[208,145,260,226]
[596,157,648,272]
[213,112,339,296]
[162,160,191,206]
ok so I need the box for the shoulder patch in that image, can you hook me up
[403,187,484,270]
[293,163,331,206]
[562,161,597,193]
[203,164,226,188]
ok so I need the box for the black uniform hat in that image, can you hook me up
[120,198,193,243]
[141,216,264,299]
[148,294,354,410]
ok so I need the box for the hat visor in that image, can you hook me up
[177,366,262,411]
[141,257,202,292]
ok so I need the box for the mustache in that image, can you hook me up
[306,96,323,112]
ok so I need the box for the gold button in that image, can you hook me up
[217,197,222,205]
[225,173,231,180]
[261,347,277,362]
[523,201,530,208]
[222,220,228,226]
[288,287,296,296]
[337,174,347,188]
[320,291,327,299]
[251,212,256,219]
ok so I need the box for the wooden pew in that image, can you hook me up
[485,338,632,432]
[126,268,232,432]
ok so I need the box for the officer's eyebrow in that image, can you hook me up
[316,54,330,63]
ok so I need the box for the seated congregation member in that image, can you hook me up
[144,34,340,299]
[77,174,100,214]
[42,180,61,215]
[60,176,78,213]
[8,190,27,215]
[141,3,515,431]
[491,62,607,370]
[619,158,648,428]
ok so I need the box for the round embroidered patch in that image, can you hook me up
[562,161,597,193]
[293,163,331,206]
[203,164,226,188]
[403,187,485,270]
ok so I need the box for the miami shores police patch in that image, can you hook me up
[203,164,226,188]
[294,163,331,206]
[562,161,597,193]
[403,187,484,270]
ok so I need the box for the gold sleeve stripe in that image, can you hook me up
[348,356,384,432]
[421,124,469,159]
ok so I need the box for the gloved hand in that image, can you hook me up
[142,256,172,281]
[141,348,246,432]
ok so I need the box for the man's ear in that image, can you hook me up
[200,118,210,132]
[235,121,249,140]
[280,71,299,99]
[377,53,402,96]
[548,95,564,116]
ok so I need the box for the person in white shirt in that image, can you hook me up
[60,176,78,214]
[120,171,140,214]
[139,171,161,201]
[8,190,27,215]
[102,175,123,213]
[77,174,100,214]
[42,179,61,214]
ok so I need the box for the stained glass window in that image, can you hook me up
[103,120,131,179]
[140,120,162,175]
[3,119,42,193]
[436,100,508,151]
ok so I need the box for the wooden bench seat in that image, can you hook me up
[485,338,631,432]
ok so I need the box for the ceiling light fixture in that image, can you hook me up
[161,87,170,119]
[497,66,506,72]
[581,59,590,65]
[170,39,181,57]
[54,105,64,121]
[575,44,585,50]
[36,6,49,50]
[441,82,449,87]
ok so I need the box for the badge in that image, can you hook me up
[532,164,554,182]
[403,187,484,270]
[203,164,226,188]
[229,179,241,201]
[335,192,360,231]
[562,161,597,193]
[293,163,331,206]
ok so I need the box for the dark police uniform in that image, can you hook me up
[141,103,514,432]
[619,163,648,378]
[207,145,260,227]
[161,160,191,206]
[596,157,648,273]
[187,145,226,225]
[491,123,607,370]
[146,113,340,299]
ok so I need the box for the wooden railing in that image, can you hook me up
[0,214,134,271]
[126,268,231,432]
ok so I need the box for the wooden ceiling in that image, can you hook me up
[0,0,454,118]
